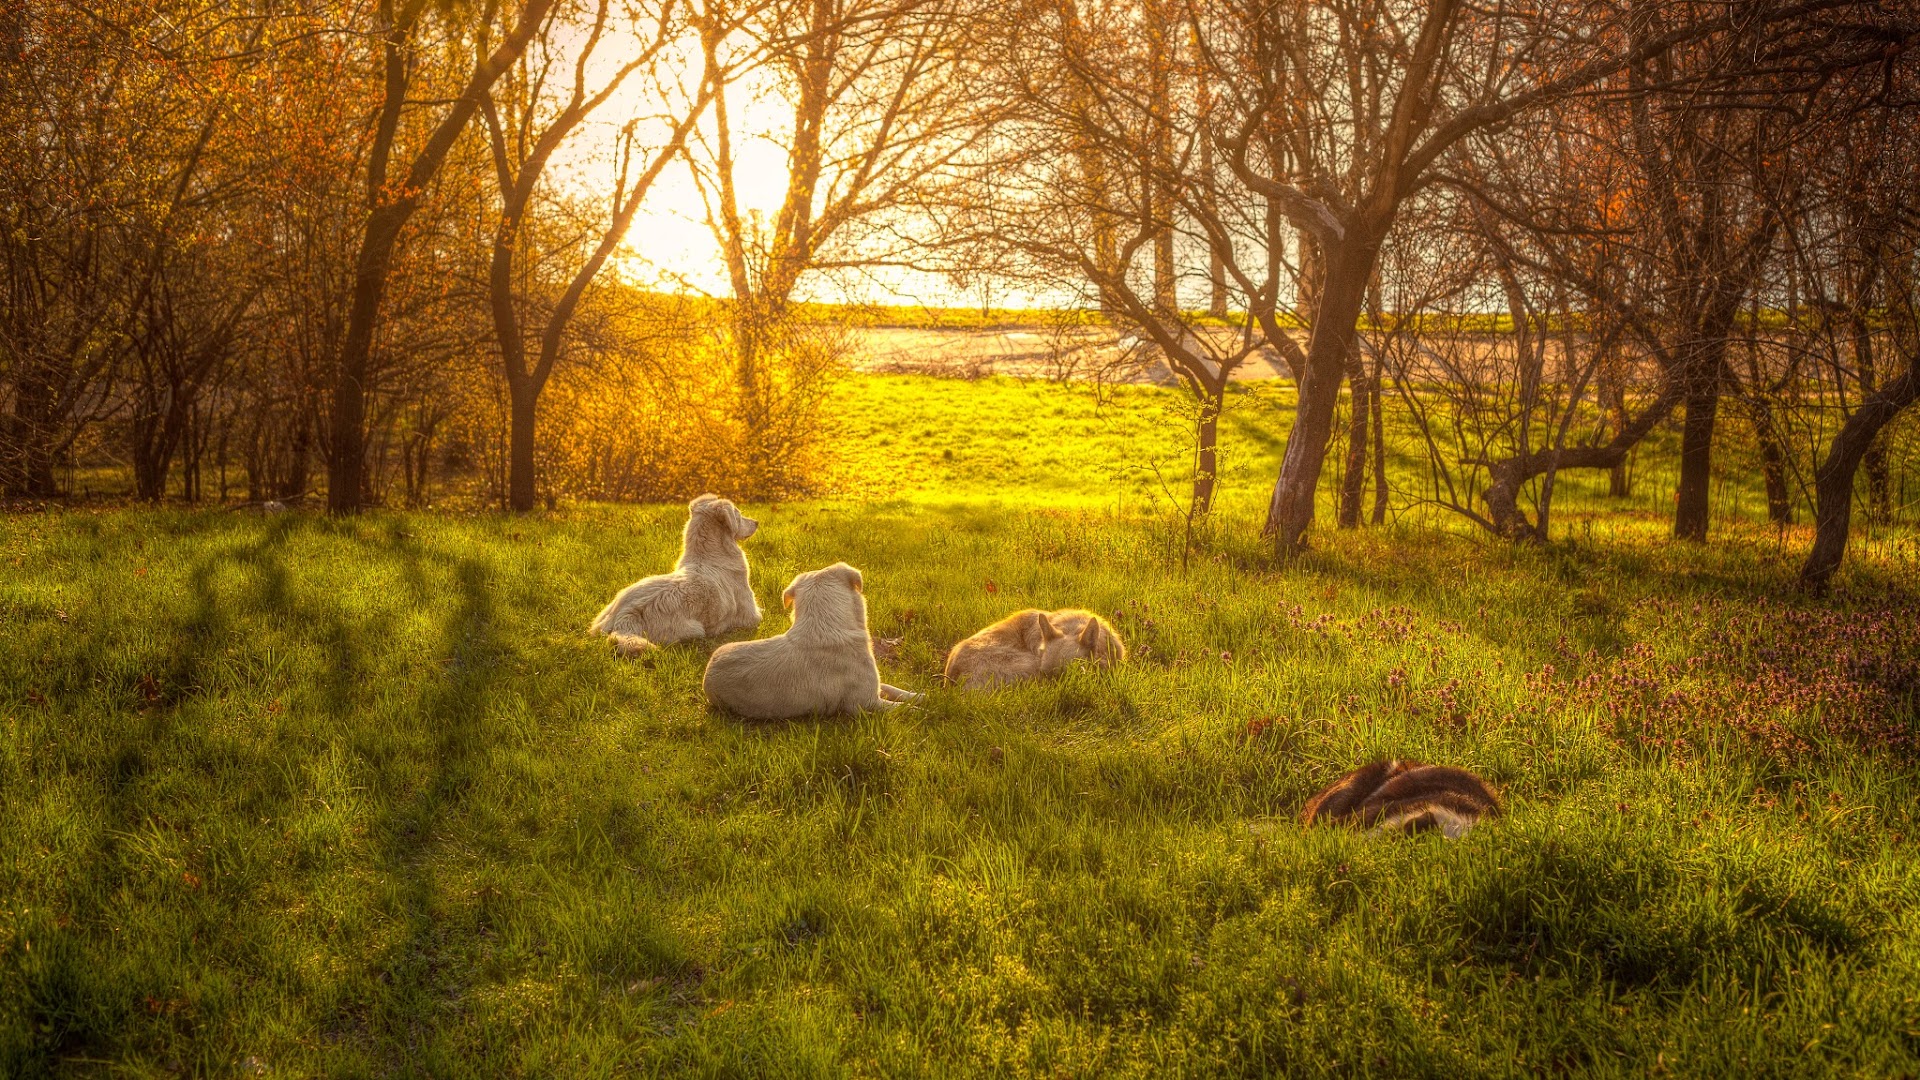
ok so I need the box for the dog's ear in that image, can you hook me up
[689,493,718,511]
[841,564,863,594]
[782,578,799,610]
[731,505,758,539]
[1077,617,1124,661]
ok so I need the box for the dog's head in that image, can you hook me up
[1010,609,1065,653]
[688,493,758,541]
[781,562,866,627]
[1048,610,1128,667]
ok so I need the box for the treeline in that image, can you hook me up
[0,0,893,513]
[930,0,1920,590]
[2,0,1916,588]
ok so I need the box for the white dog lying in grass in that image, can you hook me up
[591,494,762,655]
[703,562,922,719]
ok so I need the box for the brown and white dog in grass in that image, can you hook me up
[590,494,762,655]
[703,563,922,719]
[1301,760,1500,838]
[943,608,1127,688]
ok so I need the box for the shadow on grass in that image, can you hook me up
[7,514,529,1072]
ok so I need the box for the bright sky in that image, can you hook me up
[539,13,1047,308]
[534,23,771,297]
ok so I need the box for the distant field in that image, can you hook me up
[824,373,1920,552]
[3,375,1918,1076]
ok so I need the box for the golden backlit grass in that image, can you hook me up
[2,375,1917,1077]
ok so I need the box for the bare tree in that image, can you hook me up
[949,0,1318,518]
[328,0,558,513]
[481,0,713,511]
[1798,60,1920,590]
[1203,0,1848,552]
[684,0,988,484]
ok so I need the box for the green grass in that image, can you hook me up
[4,374,1920,1077]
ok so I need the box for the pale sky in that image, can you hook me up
[537,13,1048,308]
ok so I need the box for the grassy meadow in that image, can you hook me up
[3,373,1919,1076]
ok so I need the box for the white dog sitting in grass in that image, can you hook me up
[703,562,922,719]
[590,494,762,655]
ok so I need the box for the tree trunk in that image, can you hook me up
[247,421,269,503]
[134,436,170,502]
[1338,356,1368,528]
[6,373,61,497]
[1484,374,1684,537]
[1206,224,1228,321]
[1191,389,1221,517]
[1606,381,1631,496]
[1850,288,1893,522]
[1369,355,1388,525]
[329,206,408,512]
[1747,398,1793,524]
[131,386,169,503]
[1801,366,1919,591]
[1196,67,1227,322]
[507,377,539,513]
[132,369,192,503]
[282,412,311,502]
[182,404,203,504]
[1672,340,1725,542]
[1864,442,1892,523]
[1263,242,1373,552]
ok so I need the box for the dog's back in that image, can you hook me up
[705,563,896,719]
[944,609,1061,688]
[590,571,707,653]
[1302,759,1499,838]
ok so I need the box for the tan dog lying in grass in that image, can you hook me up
[591,494,761,655]
[944,608,1127,688]
[1301,760,1500,838]
[703,563,922,719]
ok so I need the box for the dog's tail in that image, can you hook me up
[606,632,658,656]
[591,591,659,656]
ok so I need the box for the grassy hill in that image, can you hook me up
[2,375,1917,1076]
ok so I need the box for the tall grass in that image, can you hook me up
[2,374,1916,1076]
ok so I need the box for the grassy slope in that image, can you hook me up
[3,375,1919,1077]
